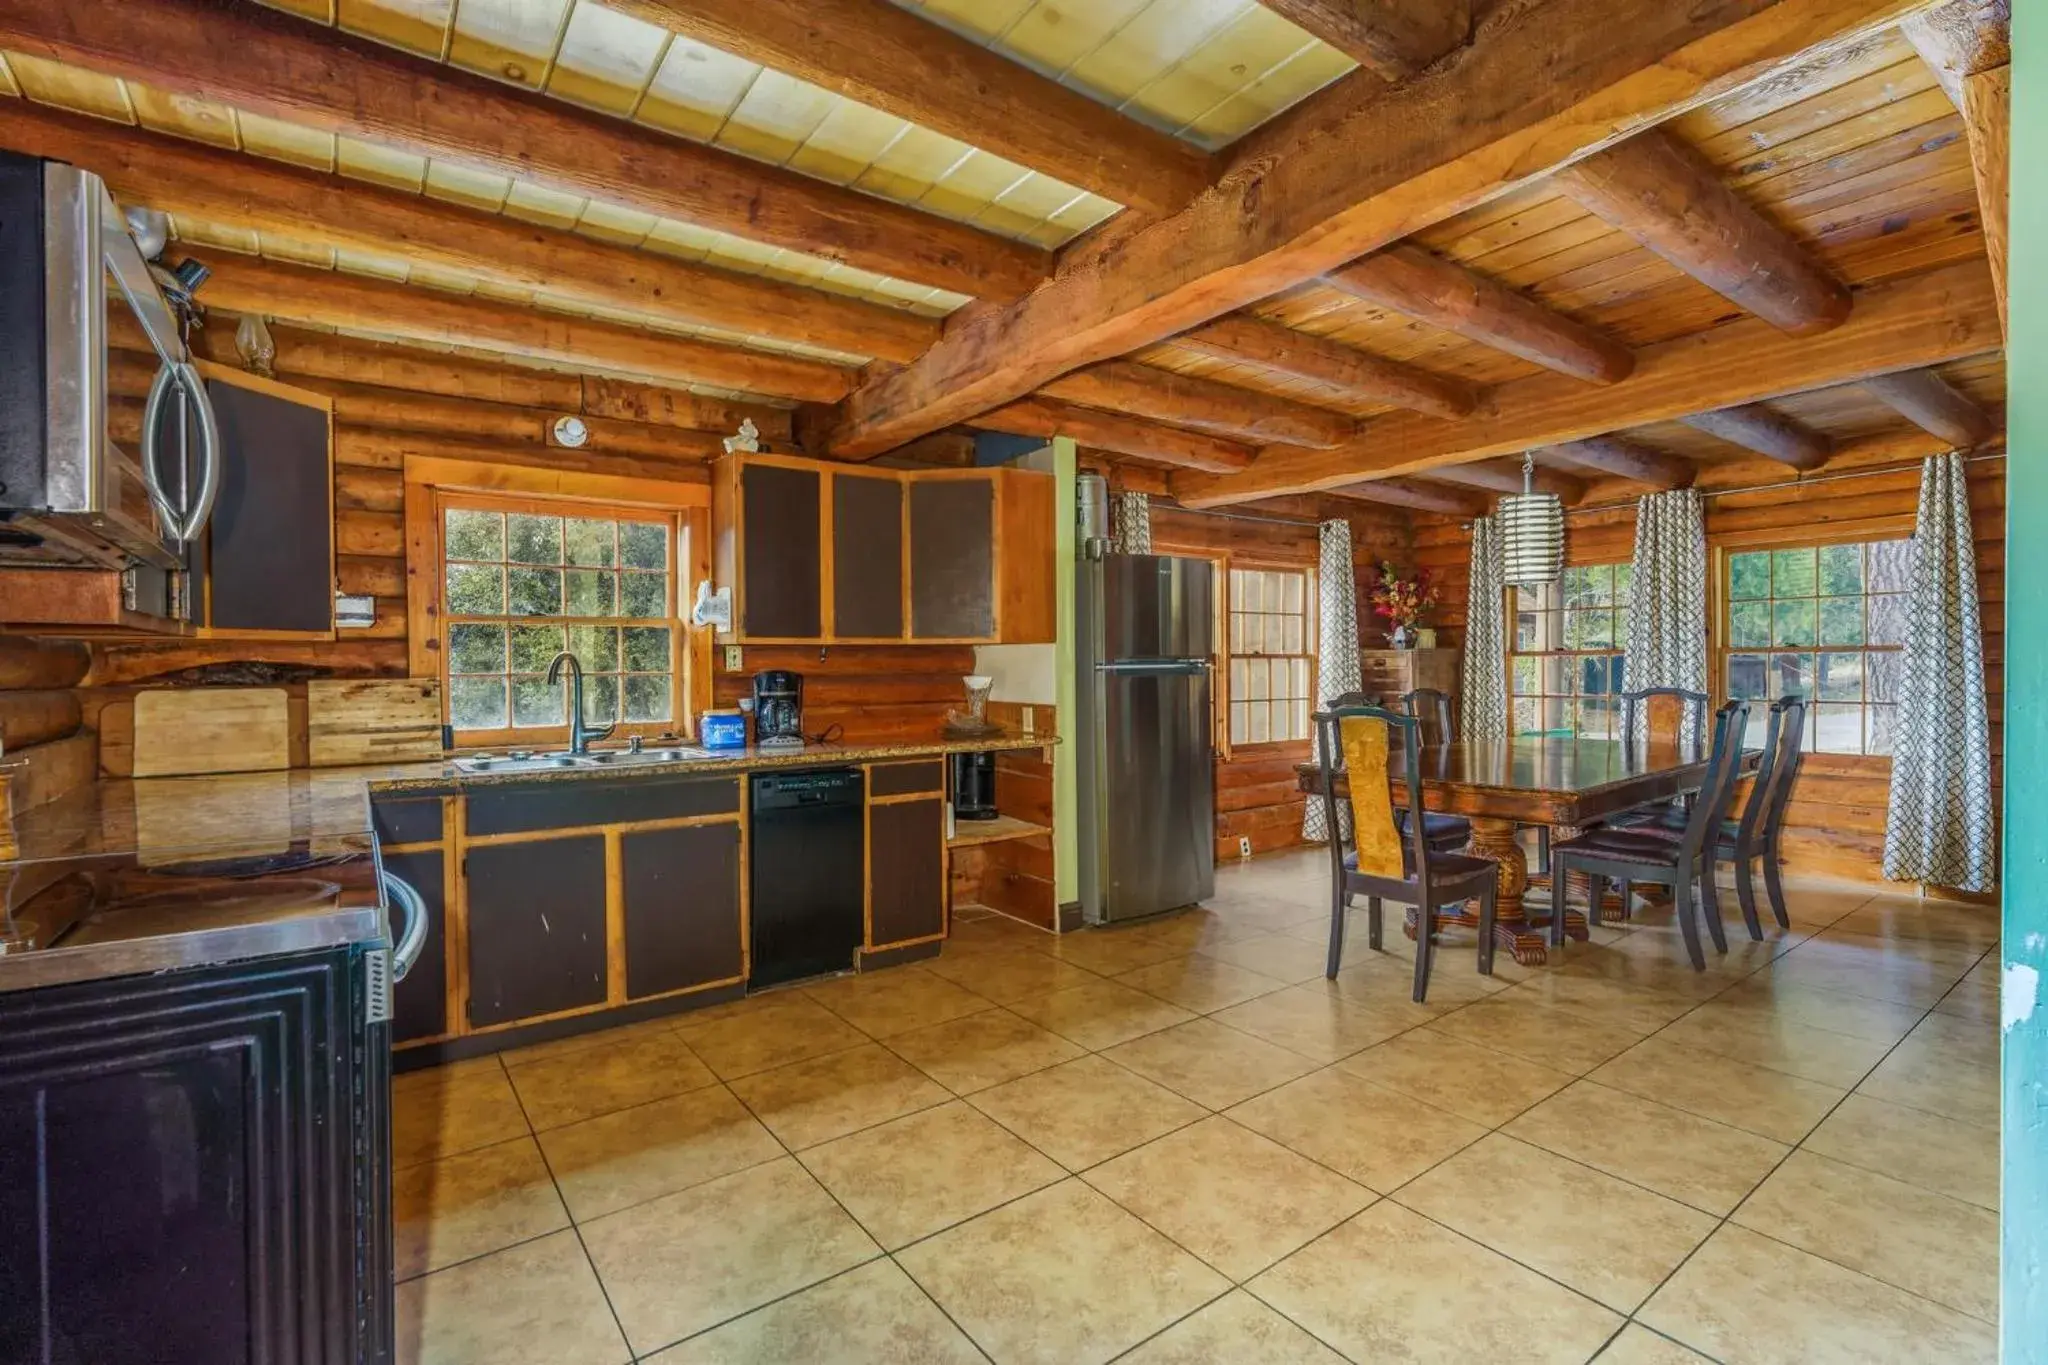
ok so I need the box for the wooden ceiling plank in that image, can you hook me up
[820,0,1928,457]
[1863,368,1996,445]
[1540,435,1699,489]
[1554,127,1853,333]
[0,0,1048,301]
[0,103,938,365]
[1173,315,1479,419]
[1257,0,1472,81]
[973,399,1256,474]
[1328,477,1488,516]
[184,251,858,404]
[1680,404,1834,468]
[1427,457,1589,502]
[601,0,1210,216]
[1322,245,1635,383]
[1037,360,1359,449]
[1172,257,1999,506]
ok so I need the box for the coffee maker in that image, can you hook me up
[751,670,804,748]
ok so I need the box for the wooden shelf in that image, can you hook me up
[947,814,1051,849]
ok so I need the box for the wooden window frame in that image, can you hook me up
[1223,559,1318,751]
[1506,562,1632,740]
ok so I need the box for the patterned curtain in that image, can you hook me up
[1110,491,1152,553]
[1884,453,1995,890]
[1304,519,1362,843]
[1460,516,1507,742]
[1624,488,1709,746]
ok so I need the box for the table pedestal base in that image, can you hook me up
[1528,823,1630,925]
[1401,815,1588,967]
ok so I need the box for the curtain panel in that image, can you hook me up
[1461,516,1508,742]
[1110,491,1152,554]
[1624,488,1709,745]
[1884,453,1996,890]
[1305,519,1362,843]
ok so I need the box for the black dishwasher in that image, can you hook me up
[749,768,866,987]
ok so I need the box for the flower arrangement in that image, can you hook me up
[1369,562,1439,641]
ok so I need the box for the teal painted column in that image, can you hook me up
[2007,2,2045,1354]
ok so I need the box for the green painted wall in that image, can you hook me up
[2008,3,2045,1354]
[1053,437,1079,907]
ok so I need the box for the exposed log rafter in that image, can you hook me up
[1680,405,1834,470]
[1258,0,1473,80]
[1903,0,2011,334]
[1170,315,1479,420]
[1863,369,1996,447]
[1037,361,1360,450]
[1427,458,1588,503]
[1539,436,1698,490]
[1329,478,1489,517]
[972,399,1256,474]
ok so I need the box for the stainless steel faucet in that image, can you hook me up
[546,651,615,756]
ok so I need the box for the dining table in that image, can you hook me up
[1295,736,1753,967]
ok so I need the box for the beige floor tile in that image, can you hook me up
[1755,946,1961,1009]
[1319,955,1502,1012]
[1104,1017,1319,1109]
[674,993,870,1079]
[1045,926,1194,976]
[1596,1324,1714,1363]
[1425,996,1643,1075]
[1007,978,1197,1050]
[1504,975,1698,1034]
[968,1055,1205,1170]
[726,1042,951,1150]
[1803,1092,1998,1209]
[1934,974,2000,1023]
[1250,1201,1621,1365]
[1709,978,1925,1043]
[804,967,995,1038]
[1116,1289,1347,1364]
[581,1158,879,1357]
[392,1063,531,1169]
[1831,895,1999,950]
[506,1032,718,1131]
[1641,1224,1997,1364]
[394,1229,628,1365]
[538,1085,783,1222]
[1337,1028,1574,1127]
[1116,955,1291,1013]
[799,1101,1064,1249]
[884,1006,1083,1094]
[1807,927,1985,974]
[643,1259,984,1364]
[1197,932,1332,984]
[392,1137,568,1280]
[896,1179,1230,1365]
[496,1016,676,1068]
[1395,1133,1716,1312]
[1902,1008,2000,1070]
[922,947,1102,1004]
[1732,1150,1998,1321]
[1857,1039,2000,1129]
[1652,1003,1893,1088]
[947,912,1059,955]
[1504,1081,1787,1215]
[1590,1037,1846,1143]
[1084,1116,1372,1281]
[1209,983,1416,1063]
[1226,1066,1485,1193]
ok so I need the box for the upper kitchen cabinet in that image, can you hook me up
[195,365,335,639]
[713,455,1053,646]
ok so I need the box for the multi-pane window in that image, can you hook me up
[441,500,680,738]
[1510,563,1632,738]
[1227,567,1313,745]
[1725,541,1908,755]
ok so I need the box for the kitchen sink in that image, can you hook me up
[453,745,720,775]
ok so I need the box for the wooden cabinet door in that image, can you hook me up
[908,476,995,640]
[381,847,448,1044]
[466,835,608,1027]
[621,822,744,998]
[832,470,905,639]
[739,461,823,639]
[202,369,334,636]
[869,796,946,947]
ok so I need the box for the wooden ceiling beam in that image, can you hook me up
[1539,436,1698,490]
[0,104,938,365]
[972,399,1256,474]
[1863,369,1996,447]
[1171,315,1478,419]
[1554,128,1851,334]
[184,252,857,404]
[0,0,1046,301]
[818,0,1925,457]
[1328,478,1489,516]
[1171,258,1999,506]
[1427,458,1588,503]
[1321,246,1635,383]
[602,0,1210,216]
[1680,405,1833,470]
[1256,0,1472,81]
[1037,361,1358,449]
[1903,0,2011,334]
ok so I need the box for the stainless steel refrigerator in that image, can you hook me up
[1075,553,1217,924]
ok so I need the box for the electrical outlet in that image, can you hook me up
[723,645,744,671]
[1237,836,1252,859]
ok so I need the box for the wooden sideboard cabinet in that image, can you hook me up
[1355,647,1460,705]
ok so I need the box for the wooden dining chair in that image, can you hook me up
[1324,691,1466,855]
[1399,687,1472,852]
[1314,703,1498,1003]
[1547,700,1752,971]
[1621,687,1710,748]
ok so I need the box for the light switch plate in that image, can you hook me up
[723,645,744,671]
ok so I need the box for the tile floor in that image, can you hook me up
[390,851,2002,1364]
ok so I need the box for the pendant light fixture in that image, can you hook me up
[1499,451,1564,585]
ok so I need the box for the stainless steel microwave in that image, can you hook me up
[0,150,220,609]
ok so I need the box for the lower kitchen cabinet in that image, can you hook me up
[380,847,447,1043]
[869,796,947,947]
[622,822,744,999]
[466,835,608,1028]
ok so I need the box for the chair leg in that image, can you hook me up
[1536,826,1551,875]
[1411,900,1433,1004]
[1762,852,1791,929]
[1549,856,1569,948]
[1698,861,1729,955]
[1672,876,1705,972]
[1586,875,1605,927]
[1367,897,1383,951]
[1477,880,1498,976]
[1731,852,1764,941]
[1325,878,1347,980]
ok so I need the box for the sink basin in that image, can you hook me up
[453,745,719,775]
